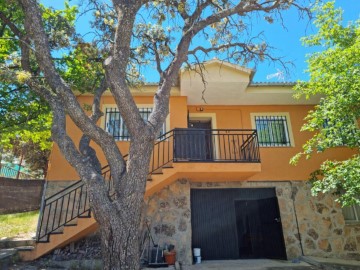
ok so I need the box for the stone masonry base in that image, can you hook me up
[144,179,360,265]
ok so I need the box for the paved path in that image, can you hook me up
[182,259,320,270]
[8,257,360,270]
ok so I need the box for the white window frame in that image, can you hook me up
[102,104,168,141]
[250,112,295,147]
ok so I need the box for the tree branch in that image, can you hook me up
[19,0,125,183]
[104,0,148,140]
[79,79,108,175]
[0,10,22,37]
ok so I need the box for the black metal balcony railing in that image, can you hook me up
[149,128,260,174]
[36,128,260,242]
[174,128,260,162]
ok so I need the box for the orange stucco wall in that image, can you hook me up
[46,96,354,182]
[47,96,188,180]
[188,105,355,181]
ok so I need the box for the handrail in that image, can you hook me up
[36,128,260,242]
[44,163,112,203]
[149,130,175,174]
[36,165,111,242]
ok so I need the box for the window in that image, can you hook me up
[252,114,292,147]
[104,107,166,141]
[343,204,360,223]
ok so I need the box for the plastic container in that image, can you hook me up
[193,248,201,257]
[164,251,176,265]
[194,256,201,264]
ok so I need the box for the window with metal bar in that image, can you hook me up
[343,204,360,223]
[254,115,291,147]
[104,107,166,141]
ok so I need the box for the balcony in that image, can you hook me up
[151,128,260,165]
[145,128,262,185]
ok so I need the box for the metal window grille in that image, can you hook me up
[254,115,291,147]
[105,107,165,141]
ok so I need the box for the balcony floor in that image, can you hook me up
[173,162,261,181]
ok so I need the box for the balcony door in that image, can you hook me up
[174,120,213,161]
[189,120,213,160]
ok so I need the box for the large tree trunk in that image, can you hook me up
[92,140,152,270]
[100,206,141,270]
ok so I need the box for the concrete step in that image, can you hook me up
[15,246,35,252]
[162,161,173,168]
[0,239,35,249]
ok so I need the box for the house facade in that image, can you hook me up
[21,60,360,263]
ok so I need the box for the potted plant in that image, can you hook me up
[163,245,176,265]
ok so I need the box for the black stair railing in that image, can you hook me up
[149,129,175,174]
[36,128,260,242]
[36,164,113,242]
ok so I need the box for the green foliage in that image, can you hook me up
[292,2,360,206]
[11,138,51,177]
[0,1,79,171]
[41,2,78,49]
[59,43,104,93]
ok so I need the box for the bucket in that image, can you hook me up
[193,248,201,257]
[194,256,201,264]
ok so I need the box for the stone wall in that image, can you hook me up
[144,179,192,265]
[293,181,360,260]
[144,179,360,265]
[0,177,44,214]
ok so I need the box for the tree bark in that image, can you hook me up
[99,194,143,270]
[95,141,152,270]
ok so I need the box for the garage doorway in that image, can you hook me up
[191,188,287,260]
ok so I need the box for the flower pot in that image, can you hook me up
[164,251,176,265]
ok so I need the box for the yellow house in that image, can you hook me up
[21,60,360,263]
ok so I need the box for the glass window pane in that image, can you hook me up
[105,107,166,141]
[255,115,290,147]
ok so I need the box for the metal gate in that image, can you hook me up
[191,188,287,260]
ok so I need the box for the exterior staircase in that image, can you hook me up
[19,128,260,261]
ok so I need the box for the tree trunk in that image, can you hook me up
[100,212,141,270]
[94,140,152,270]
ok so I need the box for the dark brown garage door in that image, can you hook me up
[191,188,287,260]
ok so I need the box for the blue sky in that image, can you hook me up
[42,1,360,83]
[250,0,360,82]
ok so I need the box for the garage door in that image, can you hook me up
[191,188,287,260]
